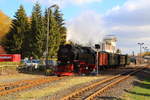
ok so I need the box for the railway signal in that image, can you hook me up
[95,44,100,76]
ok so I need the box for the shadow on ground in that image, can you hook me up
[98,96,122,100]
[123,67,150,97]
[124,89,150,97]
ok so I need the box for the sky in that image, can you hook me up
[0,0,150,55]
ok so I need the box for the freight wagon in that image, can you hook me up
[119,55,126,66]
[0,54,21,62]
[98,52,108,69]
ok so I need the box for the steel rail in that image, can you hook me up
[61,67,145,100]
[0,78,46,92]
[0,77,63,96]
[61,71,131,100]
[0,77,54,91]
[85,67,146,100]
[0,77,44,87]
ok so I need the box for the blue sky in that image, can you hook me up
[0,0,125,19]
[62,0,126,19]
[0,0,149,54]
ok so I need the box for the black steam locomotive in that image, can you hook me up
[55,44,130,76]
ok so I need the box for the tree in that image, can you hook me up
[2,5,29,57]
[0,11,11,39]
[30,3,45,59]
[141,52,150,57]
[53,7,67,45]
[1,4,67,59]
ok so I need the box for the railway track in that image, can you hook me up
[61,66,147,100]
[0,76,63,96]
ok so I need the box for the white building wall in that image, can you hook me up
[102,36,117,53]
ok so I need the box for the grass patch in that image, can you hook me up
[123,77,150,100]
[0,62,20,65]
[0,62,20,69]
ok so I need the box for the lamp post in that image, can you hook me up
[46,4,58,69]
[137,43,144,64]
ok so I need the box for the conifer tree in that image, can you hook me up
[30,3,45,59]
[2,4,67,59]
[54,7,67,45]
[2,5,29,57]
[43,9,48,54]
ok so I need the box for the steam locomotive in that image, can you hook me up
[55,44,130,76]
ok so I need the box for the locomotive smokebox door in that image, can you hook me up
[95,44,100,49]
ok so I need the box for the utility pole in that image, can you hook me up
[137,43,144,64]
[46,7,50,69]
[46,4,58,69]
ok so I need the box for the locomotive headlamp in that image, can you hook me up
[95,44,100,49]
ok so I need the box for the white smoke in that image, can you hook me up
[66,11,107,46]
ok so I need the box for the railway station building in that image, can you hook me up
[101,35,117,53]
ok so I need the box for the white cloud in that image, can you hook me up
[103,0,150,54]
[66,10,107,46]
[66,0,150,54]
[105,0,150,26]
